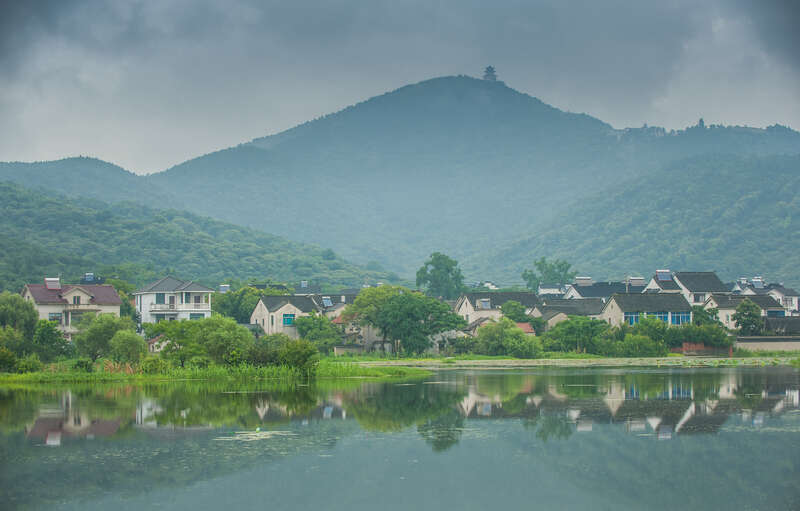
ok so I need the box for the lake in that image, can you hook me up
[2,367,799,510]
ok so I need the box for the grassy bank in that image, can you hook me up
[357,356,798,369]
[0,360,430,384]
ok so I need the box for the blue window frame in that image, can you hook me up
[48,312,63,324]
[648,311,669,322]
[155,293,165,304]
[282,313,295,326]
[766,310,785,318]
[670,312,691,325]
[624,312,640,325]
[189,313,205,320]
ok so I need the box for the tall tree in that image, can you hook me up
[74,313,136,361]
[500,300,528,322]
[521,257,577,292]
[341,285,406,326]
[0,291,38,340]
[416,252,465,300]
[732,299,764,336]
[295,312,342,354]
[373,292,466,355]
[32,320,71,362]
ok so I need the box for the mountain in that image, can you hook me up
[466,154,800,286]
[2,75,800,277]
[0,182,395,292]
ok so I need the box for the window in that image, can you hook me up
[671,312,691,325]
[282,313,295,326]
[693,293,705,303]
[185,292,191,303]
[154,314,165,323]
[322,296,333,307]
[72,295,81,305]
[767,310,785,318]
[479,299,491,310]
[648,311,668,322]
[189,313,205,320]
[624,312,640,325]
[155,293,165,304]
[270,315,274,326]
[48,312,63,324]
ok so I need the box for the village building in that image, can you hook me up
[599,293,693,327]
[250,295,322,338]
[22,277,122,339]
[454,292,539,323]
[644,270,729,306]
[704,294,785,330]
[531,298,605,331]
[133,276,214,325]
[563,277,646,301]
[536,283,566,298]
[738,278,799,316]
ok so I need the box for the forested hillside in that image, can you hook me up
[0,182,394,291]
[1,75,799,278]
[466,154,800,286]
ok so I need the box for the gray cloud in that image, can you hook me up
[0,0,798,173]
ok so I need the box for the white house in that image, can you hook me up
[705,294,785,330]
[599,293,693,327]
[454,292,539,324]
[250,295,322,338]
[133,276,214,325]
[739,279,799,317]
[644,270,730,307]
[22,277,122,339]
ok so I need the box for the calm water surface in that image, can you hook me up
[2,367,799,510]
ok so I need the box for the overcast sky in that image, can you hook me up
[1,0,798,174]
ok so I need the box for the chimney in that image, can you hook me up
[44,277,61,290]
[574,276,593,287]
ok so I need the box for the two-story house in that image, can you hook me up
[454,292,539,324]
[250,295,322,338]
[738,278,799,317]
[132,276,214,325]
[22,277,122,339]
[644,270,730,307]
[599,293,693,327]
[704,294,784,330]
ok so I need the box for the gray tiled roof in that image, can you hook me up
[570,282,645,298]
[463,292,539,309]
[538,298,605,316]
[673,272,729,293]
[608,293,692,312]
[709,294,782,310]
[260,295,321,313]
[135,276,214,294]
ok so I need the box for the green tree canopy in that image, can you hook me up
[373,292,466,355]
[74,313,136,361]
[416,252,465,300]
[0,291,38,340]
[543,316,608,353]
[521,257,577,292]
[109,330,147,364]
[212,285,287,324]
[732,299,764,336]
[342,285,407,326]
[32,320,71,362]
[295,312,342,354]
[148,316,255,366]
[692,306,721,326]
[500,300,528,322]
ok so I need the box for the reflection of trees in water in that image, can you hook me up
[522,412,573,442]
[417,409,465,452]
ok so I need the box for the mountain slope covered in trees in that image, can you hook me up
[0,182,394,291]
[1,75,799,277]
[466,154,800,286]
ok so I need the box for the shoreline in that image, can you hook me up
[359,356,798,369]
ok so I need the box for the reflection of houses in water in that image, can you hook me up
[25,391,122,446]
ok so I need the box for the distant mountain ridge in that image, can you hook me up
[1,75,799,279]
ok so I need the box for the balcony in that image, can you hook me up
[149,303,211,312]
[64,303,101,311]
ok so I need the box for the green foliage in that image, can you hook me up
[246,333,292,366]
[74,314,136,361]
[373,292,466,355]
[0,326,27,358]
[149,316,255,367]
[16,353,43,373]
[295,312,342,354]
[212,285,287,323]
[0,346,17,372]
[277,340,320,375]
[500,300,528,322]
[474,317,541,358]
[0,182,394,292]
[521,257,577,291]
[141,357,170,374]
[692,306,721,326]
[109,330,147,364]
[662,323,733,348]
[528,316,546,336]
[73,359,94,373]
[733,299,764,335]
[32,320,72,362]
[0,291,38,339]
[543,316,609,353]
[342,285,406,326]
[416,252,465,300]
[598,334,668,357]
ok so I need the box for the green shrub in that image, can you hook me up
[278,339,320,375]
[16,353,43,373]
[73,358,95,373]
[599,334,668,358]
[247,333,291,366]
[141,356,171,374]
[0,346,17,372]
[504,335,543,359]
[188,355,212,369]
[110,330,148,364]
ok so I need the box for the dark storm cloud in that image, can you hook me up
[0,0,798,172]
